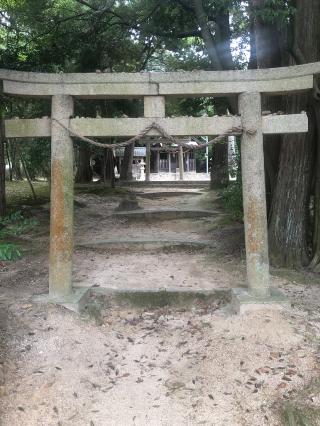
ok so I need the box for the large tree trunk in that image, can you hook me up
[210,142,228,188]
[0,120,6,217]
[75,144,92,183]
[310,100,320,270]
[7,140,23,181]
[249,0,284,212]
[268,0,320,268]
[102,149,115,186]
[120,144,134,181]
[192,0,236,187]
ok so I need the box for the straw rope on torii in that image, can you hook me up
[52,118,256,153]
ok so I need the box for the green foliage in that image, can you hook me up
[0,243,21,260]
[0,210,38,238]
[219,181,243,221]
[0,210,38,261]
[6,181,50,207]
[254,0,295,27]
[282,402,319,426]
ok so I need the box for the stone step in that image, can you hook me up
[76,238,213,252]
[112,208,216,221]
[135,191,202,199]
[86,287,232,310]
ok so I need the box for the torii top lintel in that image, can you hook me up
[1,62,320,98]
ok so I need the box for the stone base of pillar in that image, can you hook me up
[231,287,290,314]
[33,287,90,313]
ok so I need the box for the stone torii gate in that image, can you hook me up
[3,63,320,312]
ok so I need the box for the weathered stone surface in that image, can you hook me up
[112,208,216,221]
[159,76,313,96]
[5,114,308,139]
[231,287,290,314]
[49,95,74,298]
[3,81,158,98]
[144,96,165,117]
[2,62,320,97]
[262,113,308,134]
[239,92,270,298]
[1,61,320,83]
[71,116,242,137]
[5,118,51,138]
[33,287,90,313]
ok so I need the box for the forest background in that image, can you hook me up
[0,0,319,271]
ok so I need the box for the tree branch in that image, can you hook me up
[75,0,116,15]
[153,29,201,39]
[174,0,194,12]
[191,0,222,70]
[74,0,99,10]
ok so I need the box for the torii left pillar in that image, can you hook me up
[49,95,74,298]
[45,95,89,311]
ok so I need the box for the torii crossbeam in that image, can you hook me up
[2,62,319,312]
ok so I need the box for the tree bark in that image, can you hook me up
[102,149,115,186]
[75,144,93,183]
[249,0,284,213]
[191,0,236,187]
[268,0,320,268]
[19,150,37,201]
[210,142,228,189]
[8,140,23,181]
[191,0,223,70]
[120,144,134,181]
[0,120,6,217]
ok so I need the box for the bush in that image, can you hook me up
[0,243,21,261]
[219,181,243,221]
[0,211,38,261]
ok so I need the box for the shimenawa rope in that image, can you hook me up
[52,118,256,152]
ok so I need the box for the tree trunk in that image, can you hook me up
[120,144,134,181]
[75,144,92,183]
[0,120,6,217]
[191,0,222,69]
[268,0,320,268]
[8,140,23,180]
[249,0,284,213]
[6,142,12,181]
[19,150,37,201]
[210,142,228,189]
[191,0,236,187]
[102,149,115,186]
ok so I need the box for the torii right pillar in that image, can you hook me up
[232,92,289,313]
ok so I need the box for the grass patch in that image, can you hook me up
[272,267,320,286]
[6,181,50,209]
[0,210,39,261]
[282,402,320,425]
[5,181,128,210]
[280,380,320,426]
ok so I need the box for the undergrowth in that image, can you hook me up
[0,211,38,261]
[280,379,320,426]
[219,181,243,221]
[7,181,50,207]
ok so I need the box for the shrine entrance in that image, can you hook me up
[3,62,320,312]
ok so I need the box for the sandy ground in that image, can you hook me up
[0,187,320,425]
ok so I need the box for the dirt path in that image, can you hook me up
[0,186,320,425]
